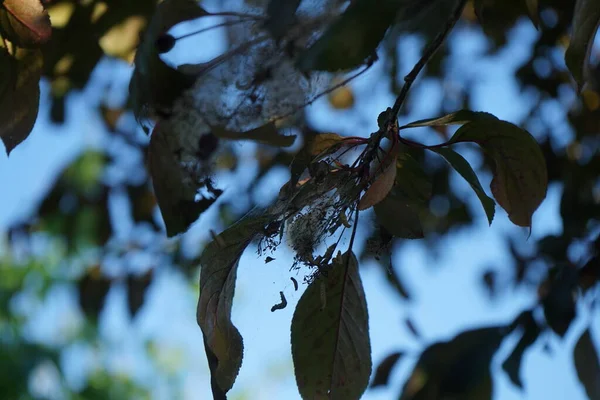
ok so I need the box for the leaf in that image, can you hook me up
[541,265,579,337]
[212,122,296,147]
[126,270,153,319]
[289,132,344,187]
[400,110,498,129]
[400,326,508,400]
[78,267,112,321]
[574,328,600,400]
[0,0,51,48]
[148,123,222,237]
[579,255,600,292]
[565,0,600,90]
[432,147,495,225]
[197,214,271,396]
[525,0,540,29]
[394,150,432,205]
[501,311,541,388]
[371,352,403,388]
[0,48,42,155]
[264,0,302,40]
[358,157,397,210]
[448,118,547,228]
[129,0,209,120]
[296,0,403,71]
[473,0,485,24]
[291,251,371,400]
[374,192,424,239]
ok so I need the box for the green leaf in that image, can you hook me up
[573,328,600,400]
[431,147,495,225]
[395,150,432,205]
[501,311,541,388]
[264,0,302,40]
[212,122,296,147]
[565,0,600,90]
[148,122,222,237]
[374,192,424,239]
[129,0,209,120]
[291,251,371,400]
[0,0,51,48]
[448,119,547,228]
[525,0,540,29]
[296,0,403,71]
[400,110,498,129]
[0,48,42,155]
[371,352,403,388]
[400,326,508,400]
[197,214,271,396]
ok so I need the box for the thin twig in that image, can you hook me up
[174,18,257,41]
[389,0,468,120]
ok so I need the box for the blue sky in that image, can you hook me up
[0,2,597,399]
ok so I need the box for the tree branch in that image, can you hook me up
[389,0,468,119]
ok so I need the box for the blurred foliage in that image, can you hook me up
[0,0,599,399]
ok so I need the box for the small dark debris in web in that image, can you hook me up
[271,291,287,312]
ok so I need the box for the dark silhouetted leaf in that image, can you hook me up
[565,0,600,90]
[432,147,495,225]
[197,214,271,396]
[291,251,371,399]
[394,150,432,205]
[400,326,508,400]
[525,0,539,28]
[400,110,498,129]
[129,0,209,120]
[148,123,222,237]
[579,256,600,292]
[265,0,302,40]
[78,267,112,321]
[0,49,42,155]
[358,156,397,210]
[574,328,600,400]
[127,270,154,319]
[502,311,541,388]
[374,193,424,239]
[541,265,578,337]
[296,0,402,71]
[447,118,547,228]
[371,352,403,388]
[212,122,296,147]
[0,0,51,47]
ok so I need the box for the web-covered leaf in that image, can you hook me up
[297,0,405,71]
[148,123,222,237]
[129,0,208,120]
[291,251,371,400]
